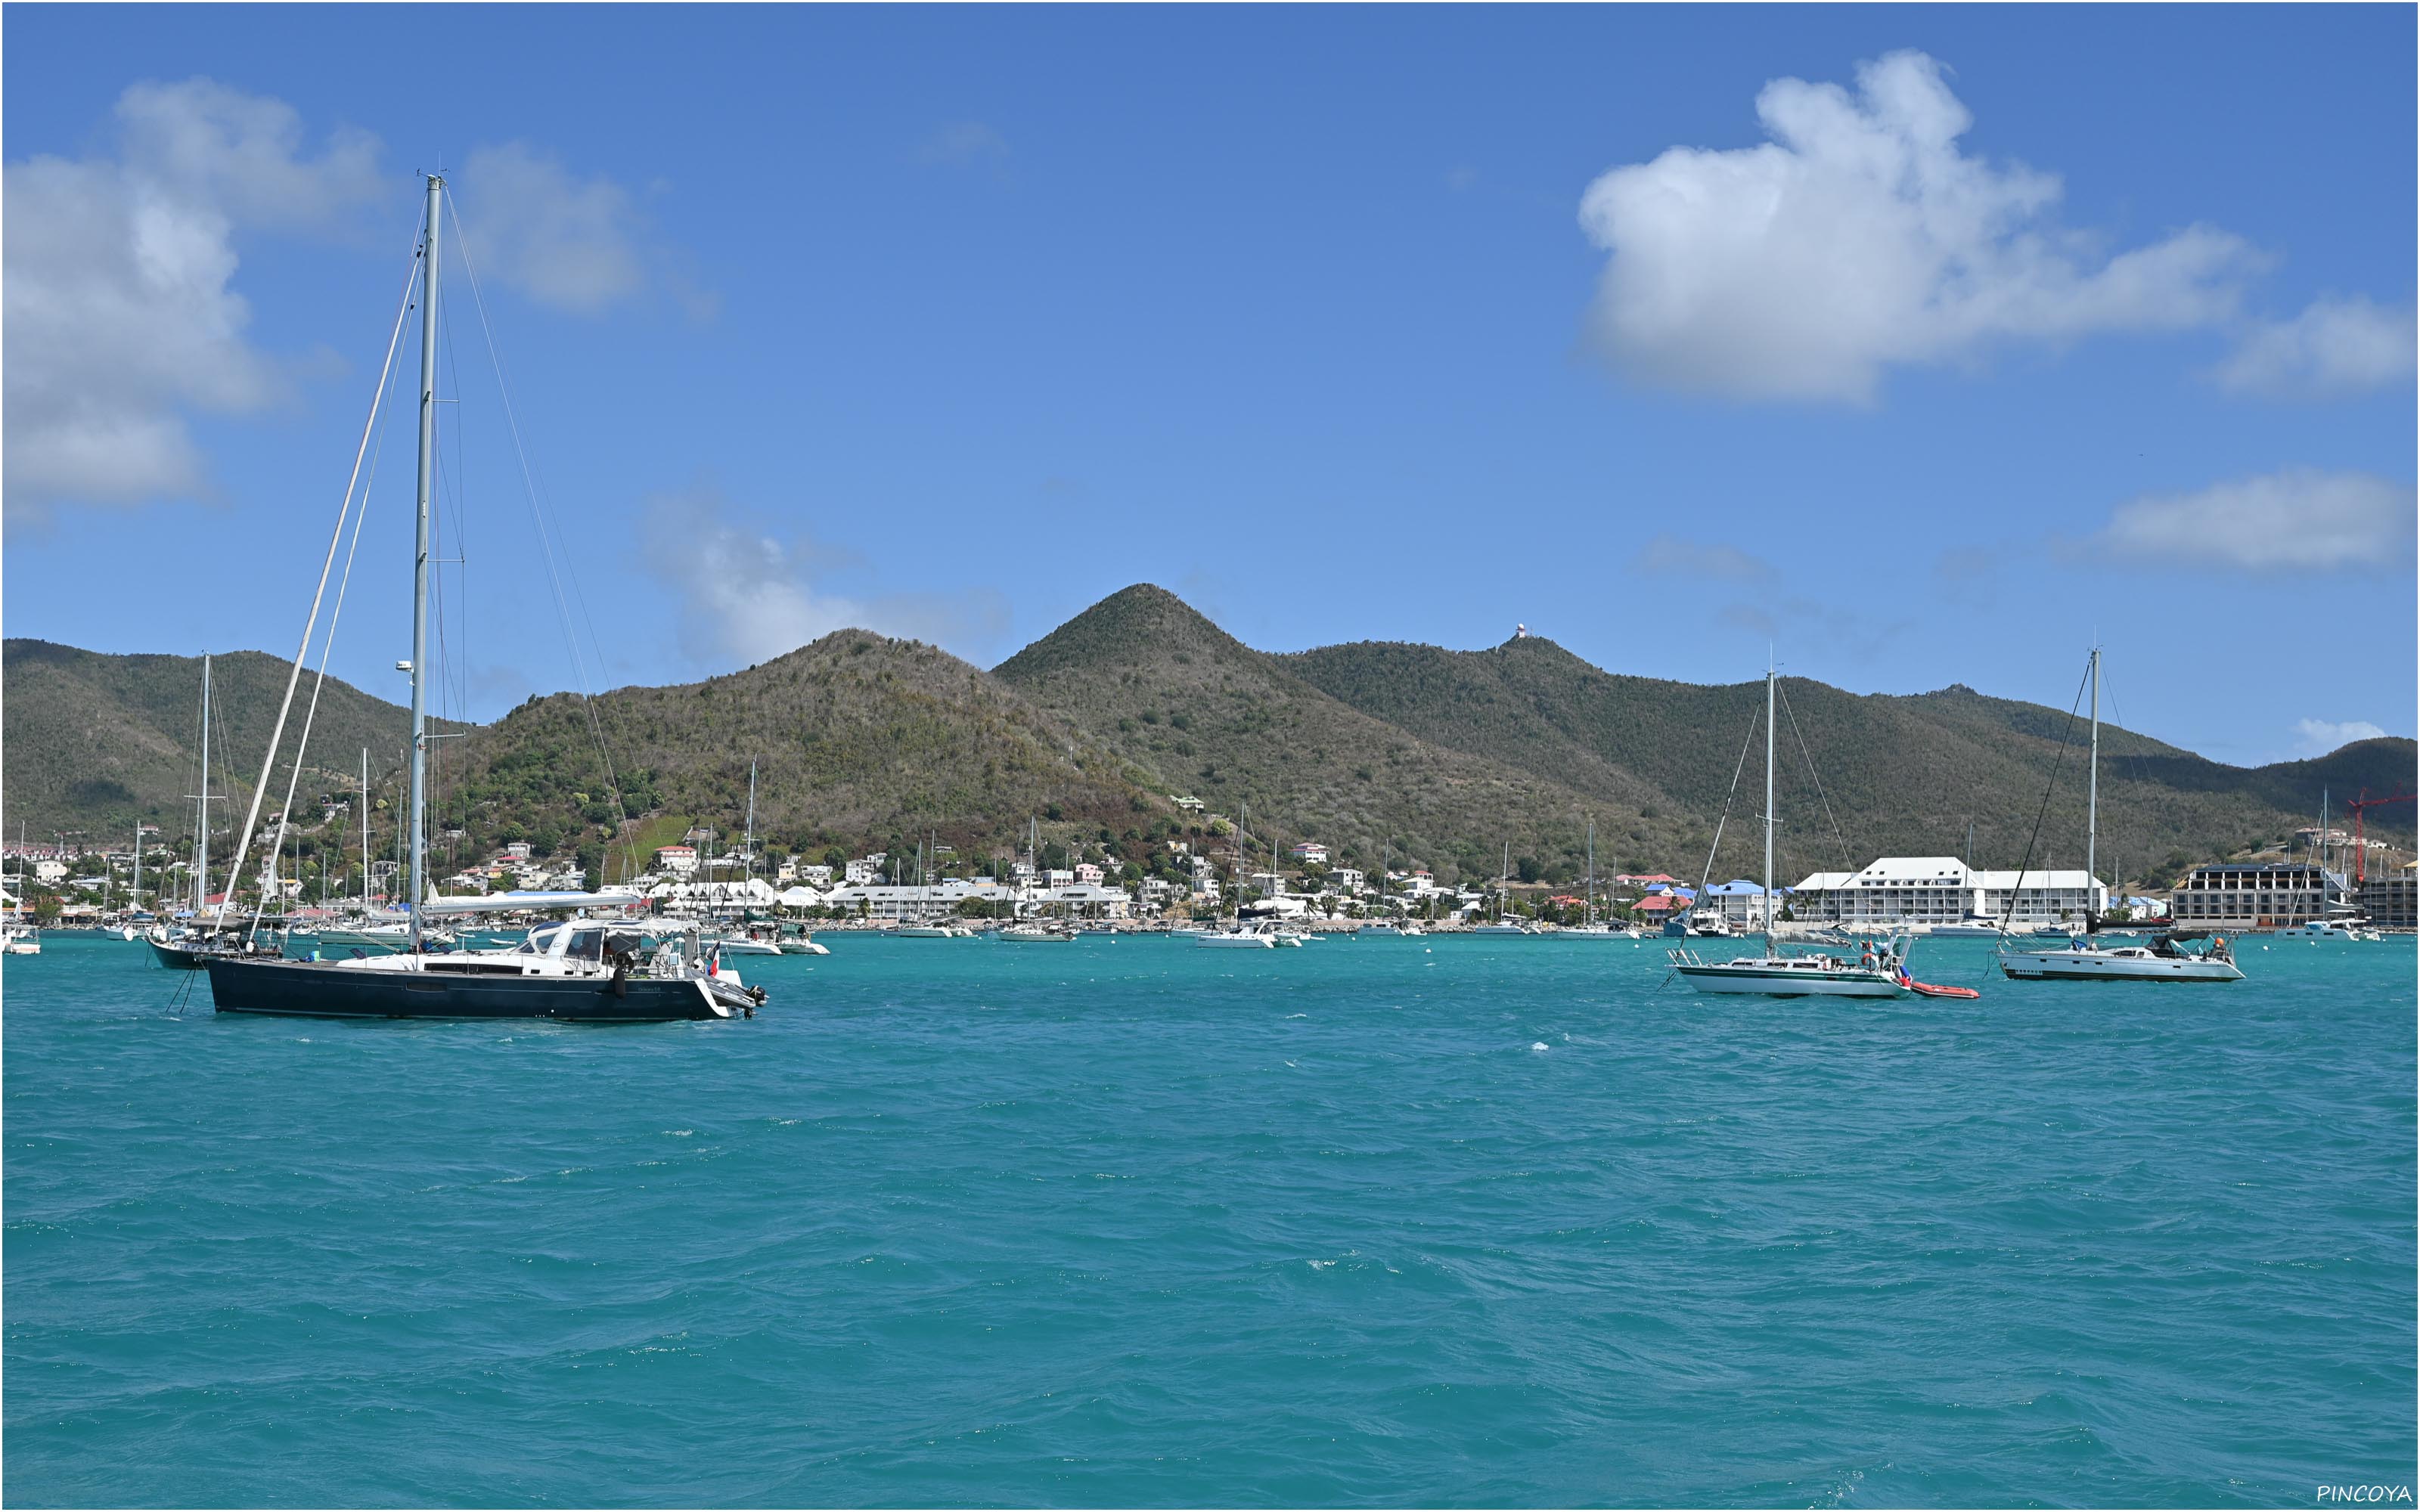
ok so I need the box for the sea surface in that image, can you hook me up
[5,931,2413,1507]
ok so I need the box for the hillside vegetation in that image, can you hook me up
[994,585,1696,882]
[1282,637,2412,885]
[8,590,2408,894]
[2,640,415,847]
[448,631,1160,875]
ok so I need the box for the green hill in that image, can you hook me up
[447,630,1162,878]
[7,590,2409,896]
[994,586,1734,884]
[1282,636,2413,888]
[2,639,416,849]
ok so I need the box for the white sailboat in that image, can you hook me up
[1469,841,1535,934]
[1669,666,1910,998]
[1563,818,1636,938]
[4,827,40,955]
[1997,649,2242,984]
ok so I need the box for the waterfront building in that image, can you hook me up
[1047,884,1133,919]
[2362,869,2415,928]
[2168,862,2347,928]
[1699,879,1773,928]
[1789,857,2106,927]
[818,878,1006,922]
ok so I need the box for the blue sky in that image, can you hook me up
[5,4,2412,766]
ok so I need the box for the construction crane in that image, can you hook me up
[2344,789,2416,885]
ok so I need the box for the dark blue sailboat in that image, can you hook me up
[203,175,765,1024]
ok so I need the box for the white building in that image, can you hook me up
[1290,841,1329,865]
[797,864,834,888]
[647,878,781,911]
[1791,857,2106,927]
[1699,879,1773,928]
[1330,867,1364,894]
[654,844,698,876]
[844,857,882,885]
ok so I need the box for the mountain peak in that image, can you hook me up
[993,584,1245,682]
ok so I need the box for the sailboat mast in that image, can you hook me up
[359,748,369,912]
[131,820,141,915]
[2086,646,2099,915]
[194,652,213,915]
[1763,665,1776,943]
[406,172,442,948]
[743,758,757,891]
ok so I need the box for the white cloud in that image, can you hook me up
[641,486,1008,670]
[454,144,647,314]
[1633,533,1773,580]
[2096,468,2415,571]
[643,488,870,668]
[4,84,696,531]
[1577,50,2261,402]
[3,79,383,528]
[2214,296,2417,398]
[2293,717,2388,756]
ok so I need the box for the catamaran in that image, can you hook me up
[203,175,763,1021]
[1996,649,2242,984]
[1668,665,1912,998]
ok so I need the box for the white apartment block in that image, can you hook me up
[1792,857,2106,926]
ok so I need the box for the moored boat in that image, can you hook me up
[1996,649,2241,985]
[1669,665,1914,999]
[198,177,770,1024]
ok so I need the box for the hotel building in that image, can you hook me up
[2167,863,2345,929]
[1790,857,2106,927]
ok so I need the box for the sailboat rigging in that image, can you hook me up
[1996,648,2243,983]
[201,173,762,1020]
[1667,663,1912,997]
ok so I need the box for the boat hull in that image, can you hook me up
[1674,963,1907,997]
[1998,950,2242,982]
[203,956,734,1021]
[147,937,231,971]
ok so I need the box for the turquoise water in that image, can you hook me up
[6,932,2412,1507]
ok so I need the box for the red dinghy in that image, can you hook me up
[1900,971,1980,999]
